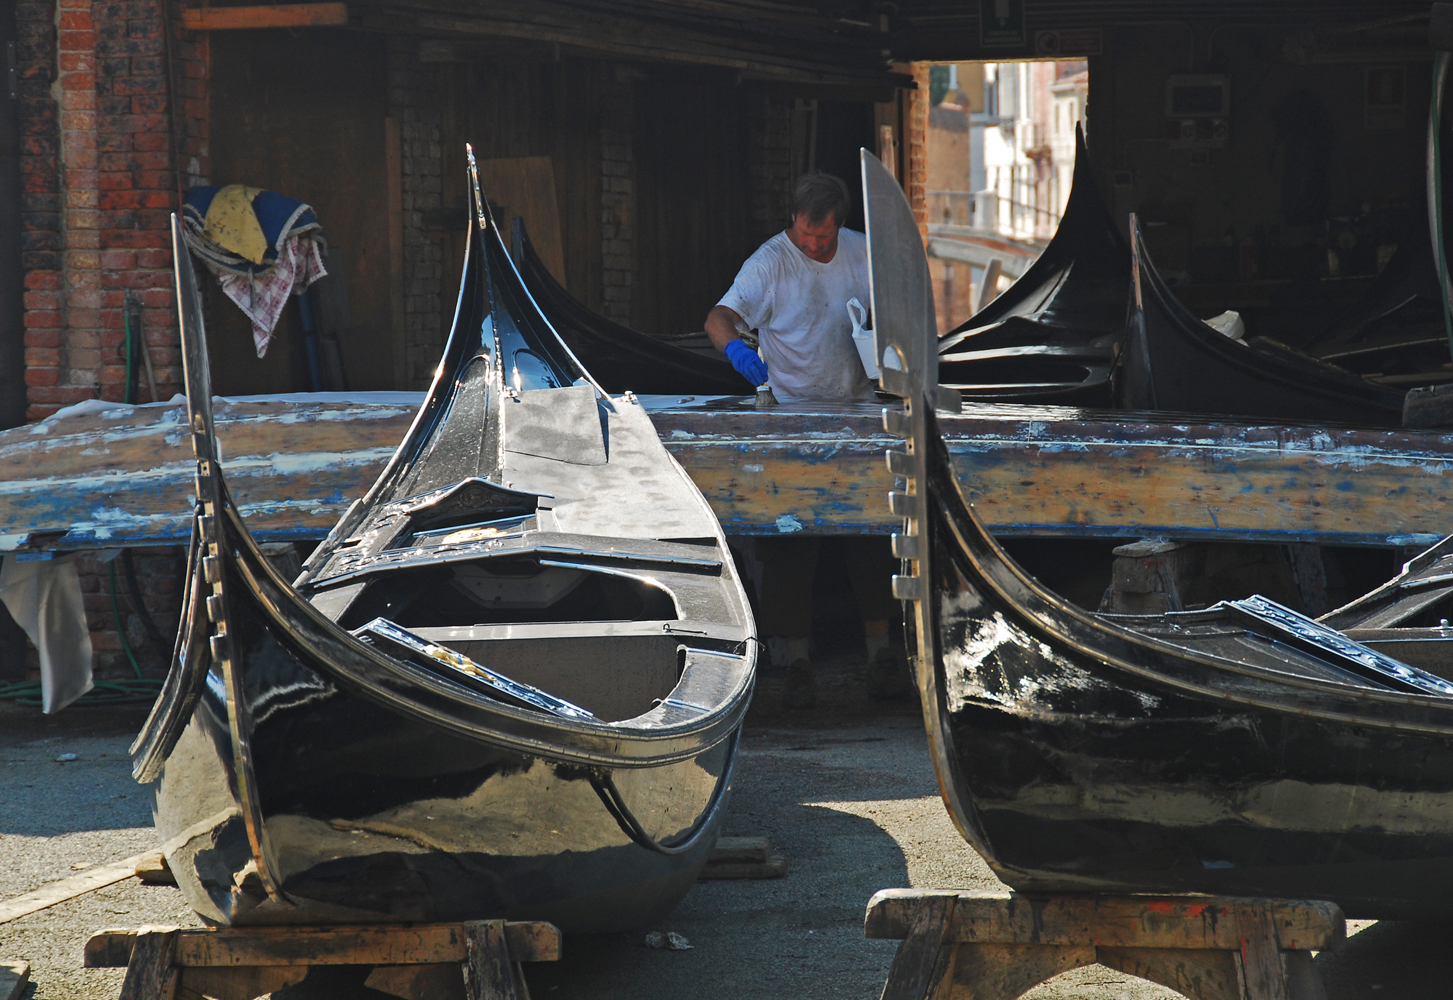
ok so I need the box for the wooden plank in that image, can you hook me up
[9,398,1453,550]
[85,922,561,968]
[0,851,159,925]
[0,962,29,1000]
[477,156,566,285]
[119,928,180,1000]
[708,836,769,863]
[697,855,787,879]
[462,921,520,1000]
[864,890,1344,952]
[879,892,957,1000]
[181,3,347,29]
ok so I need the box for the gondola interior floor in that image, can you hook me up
[1,698,1444,1000]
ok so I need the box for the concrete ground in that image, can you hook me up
[3,665,1452,1000]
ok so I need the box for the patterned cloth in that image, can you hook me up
[213,235,327,358]
[181,185,328,357]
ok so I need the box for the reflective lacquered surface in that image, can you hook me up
[140,156,756,930]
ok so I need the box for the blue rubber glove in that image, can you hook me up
[724,338,768,385]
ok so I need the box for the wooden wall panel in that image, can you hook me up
[437,55,603,328]
[207,29,391,393]
[632,71,755,338]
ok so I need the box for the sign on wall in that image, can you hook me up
[979,0,1025,47]
[1034,29,1103,58]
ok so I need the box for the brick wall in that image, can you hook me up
[749,93,794,245]
[388,38,444,391]
[907,62,929,236]
[600,66,635,325]
[11,0,203,680]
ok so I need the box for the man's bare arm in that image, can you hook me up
[705,305,745,352]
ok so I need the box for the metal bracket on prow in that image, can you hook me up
[171,213,289,907]
[861,148,957,620]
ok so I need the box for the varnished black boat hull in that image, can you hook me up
[1116,215,1405,426]
[512,220,749,396]
[138,155,756,930]
[862,147,1453,921]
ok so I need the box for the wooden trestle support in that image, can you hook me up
[84,920,559,1000]
[867,890,1342,1000]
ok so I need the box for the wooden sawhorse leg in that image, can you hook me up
[92,919,560,1000]
[868,890,1343,1000]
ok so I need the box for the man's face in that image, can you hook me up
[787,212,842,263]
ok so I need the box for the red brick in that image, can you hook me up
[131,94,165,114]
[99,249,136,269]
[68,328,101,348]
[68,288,102,308]
[68,308,102,326]
[61,90,97,112]
[25,309,61,328]
[58,29,97,50]
[61,51,97,72]
[24,270,61,291]
[66,209,102,229]
[25,367,61,386]
[67,169,98,188]
[24,328,60,348]
[60,68,95,88]
[139,287,170,308]
[99,364,127,386]
[63,146,97,169]
[134,169,173,189]
[25,347,61,366]
[23,289,58,310]
[58,12,92,30]
[131,131,166,152]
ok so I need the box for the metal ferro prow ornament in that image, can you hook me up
[860,148,979,849]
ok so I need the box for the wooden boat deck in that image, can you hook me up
[2,393,1451,553]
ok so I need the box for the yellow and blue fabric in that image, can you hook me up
[182,185,324,277]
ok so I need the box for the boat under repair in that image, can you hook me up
[130,150,758,930]
[864,145,1453,919]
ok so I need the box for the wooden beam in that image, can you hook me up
[5,398,1453,550]
[85,922,561,968]
[864,889,1344,953]
[0,852,158,925]
[181,3,347,30]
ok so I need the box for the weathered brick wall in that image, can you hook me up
[388,38,445,391]
[908,62,929,236]
[749,93,794,245]
[11,0,203,680]
[600,66,635,325]
[19,0,202,420]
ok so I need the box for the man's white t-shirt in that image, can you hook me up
[717,229,874,403]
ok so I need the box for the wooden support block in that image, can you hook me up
[866,891,1344,1000]
[708,836,769,863]
[180,3,347,29]
[134,852,177,886]
[119,927,181,1000]
[0,851,161,924]
[0,961,29,1000]
[865,890,1344,952]
[462,921,519,1000]
[85,921,561,968]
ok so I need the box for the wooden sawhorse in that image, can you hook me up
[84,920,559,1000]
[866,890,1343,1000]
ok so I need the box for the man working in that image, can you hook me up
[706,172,905,708]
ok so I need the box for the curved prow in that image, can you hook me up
[1117,214,1404,425]
[511,217,749,395]
[940,125,1130,353]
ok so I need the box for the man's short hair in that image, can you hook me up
[792,172,850,227]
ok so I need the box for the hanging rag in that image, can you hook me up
[181,185,328,357]
[0,554,94,713]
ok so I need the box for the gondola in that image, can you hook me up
[511,219,751,396]
[935,126,1130,405]
[130,149,757,931]
[1305,221,1452,386]
[865,145,1453,919]
[1115,213,1407,426]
